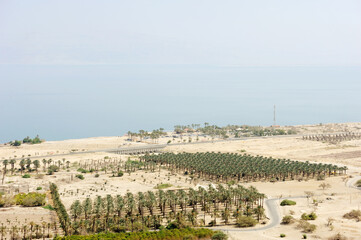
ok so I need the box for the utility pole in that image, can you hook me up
[273,105,276,126]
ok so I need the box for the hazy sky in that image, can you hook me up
[1,1,360,142]
[1,0,360,66]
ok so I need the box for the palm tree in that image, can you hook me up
[9,159,16,175]
[83,198,92,220]
[26,158,32,172]
[42,159,47,172]
[33,160,40,174]
[2,160,8,184]
[115,195,124,219]
[145,191,156,216]
[70,200,83,222]
[105,195,114,225]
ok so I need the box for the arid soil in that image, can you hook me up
[0,122,361,239]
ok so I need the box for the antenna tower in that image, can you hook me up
[273,105,276,126]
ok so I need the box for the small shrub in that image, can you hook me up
[35,174,44,179]
[36,187,42,190]
[77,168,88,174]
[211,231,228,240]
[303,234,307,239]
[280,199,296,206]
[227,180,236,186]
[154,183,173,189]
[301,212,317,220]
[236,216,257,228]
[42,205,55,210]
[297,220,317,233]
[94,173,100,178]
[282,215,295,224]
[117,171,124,177]
[355,179,361,187]
[343,210,361,220]
[317,175,325,181]
[75,174,84,180]
[208,220,216,227]
[166,221,180,230]
[328,233,348,240]
[47,165,59,175]
[22,174,31,178]
[280,233,286,238]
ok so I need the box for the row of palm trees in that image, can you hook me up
[0,221,57,240]
[1,158,71,183]
[77,157,158,175]
[140,152,347,183]
[66,184,265,234]
[127,129,167,143]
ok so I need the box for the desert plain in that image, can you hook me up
[0,122,361,239]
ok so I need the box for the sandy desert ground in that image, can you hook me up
[0,122,361,239]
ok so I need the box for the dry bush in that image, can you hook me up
[328,233,348,240]
[297,220,317,233]
[343,210,361,221]
[35,174,44,179]
[282,215,295,224]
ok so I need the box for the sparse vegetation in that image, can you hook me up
[154,183,173,189]
[22,135,44,144]
[319,183,331,190]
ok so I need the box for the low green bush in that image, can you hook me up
[301,212,317,220]
[36,187,42,190]
[53,228,215,240]
[211,231,228,240]
[280,233,286,238]
[154,183,172,189]
[75,174,84,180]
[236,216,257,228]
[14,192,46,207]
[280,199,296,206]
[22,174,31,178]
[77,168,88,174]
[47,165,59,175]
[42,204,55,210]
[355,179,361,187]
